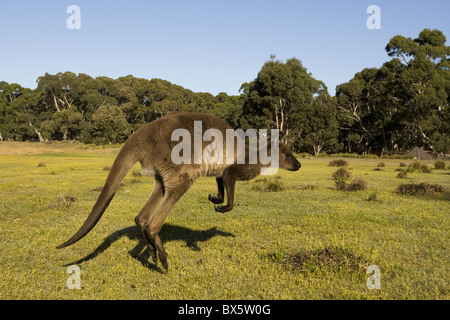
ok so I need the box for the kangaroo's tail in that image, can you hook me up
[56,144,140,249]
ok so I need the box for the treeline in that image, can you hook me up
[0,28,448,156]
[0,74,244,145]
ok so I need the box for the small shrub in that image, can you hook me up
[373,168,383,171]
[366,191,379,202]
[395,182,444,196]
[396,171,408,179]
[49,195,77,209]
[328,159,348,167]
[377,162,385,167]
[271,247,369,273]
[334,178,368,191]
[332,168,351,181]
[434,160,446,170]
[332,167,366,191]
[399,162,407,167]
[37,162,47,167]
[266,177,285,192]
[407,161,431,173]
[298,183,316,190]
[334,179,348,191]
[132,170,142,177]
[407,161,421,172]
[346,178,368,191]
[252,176,285,192]
[297,153,313,158]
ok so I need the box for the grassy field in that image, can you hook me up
[0,141,448,300]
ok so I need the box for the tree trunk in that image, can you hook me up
[53,95,61,112]
[28,122,45,142]
[313,143,323,156]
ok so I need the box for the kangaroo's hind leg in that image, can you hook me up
[135,175,165,264]
[139,176,193,270]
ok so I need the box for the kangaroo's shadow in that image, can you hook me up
[67,224,235,272]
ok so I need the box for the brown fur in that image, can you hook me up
[57,112,301,270]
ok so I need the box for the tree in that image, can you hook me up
[41,106,84,141]
[336,67,390,154]
[295,93,340,155]
[91,105,131,144]
[337,29,449,155]
[11,88,50,142]
[384,28,449,154]
[240,57,320,146]
[0,81,24,140]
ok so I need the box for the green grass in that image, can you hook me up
[0,142,449,299]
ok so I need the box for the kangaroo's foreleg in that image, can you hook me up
[214,168,236,213]
[208,177,224,204]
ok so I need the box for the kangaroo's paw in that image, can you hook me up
[158,252,168,271]
[214,204,232,213]
[208,193,224,204]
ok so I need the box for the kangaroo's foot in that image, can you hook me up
[208,193,224,204]
[214,204,233,213]
[135,217,158,264]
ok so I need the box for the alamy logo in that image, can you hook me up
[66,5,81,30]
[171,121,280,175]
[66,265,81,289]
[366,265,381,290]
[366,5,381,30]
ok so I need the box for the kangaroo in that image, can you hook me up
[57,112,301,270]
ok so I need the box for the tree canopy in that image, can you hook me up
[0,28,448,155]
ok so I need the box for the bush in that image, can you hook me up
[252,176,285,192]
[346,178,368,191]
[366,191,379,202]
[49,195,77,209]
[407,161,431,173]
[331,166,367,191]
[298,183,316,190]
[271,247,369,273]
[407,161,421,171]
[132,170,143,177]
[332,168,351,180]
[395,182,444,196]
[334,179,347,191]
[335,178,368,191]
[397,171,408,179]
[434,160,446,170]
[328,159,348,167]
[92,105,132,144]
[377,162,385,167]
[399,162,407,167]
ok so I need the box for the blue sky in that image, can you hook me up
[0,0,449,95]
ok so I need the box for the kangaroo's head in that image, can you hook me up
[278,142,301,171]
